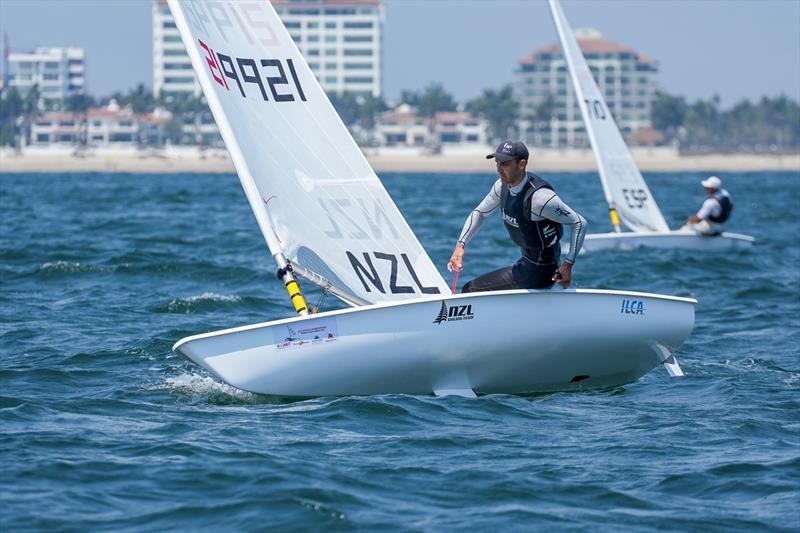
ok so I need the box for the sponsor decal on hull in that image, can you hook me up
[273,317,338,350]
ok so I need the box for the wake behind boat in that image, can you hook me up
[167,0,695,397]
[549,0,755,253]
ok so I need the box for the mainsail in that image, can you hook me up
[549,0,669,233]
[168,0,449,306]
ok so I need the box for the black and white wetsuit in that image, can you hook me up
[457,172,587,292]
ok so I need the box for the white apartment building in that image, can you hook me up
[432,112,487,146]
[515,29,657,148]
[30,112,82,145]
[152,0,197,98]
[86,105,147,146]
[275,0,383,97]
[152,0,383,98]
[6,47,85,107]
[30,102,168,147]
[376,105,487,147]
[377,106,429,146]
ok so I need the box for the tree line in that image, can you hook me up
[1,82,797,153]
[651,92,799,153]
[0,83,211,147]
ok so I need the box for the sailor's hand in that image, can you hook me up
[553,261,572,288]
[448,243,465,272]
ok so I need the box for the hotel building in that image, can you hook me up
[515,29,658,148]
[5,47,85,108]
[30,101,168,147]
[152,0,197,98]
[274,0,383,98]
[376,105,488,148]
[152,0,383,98]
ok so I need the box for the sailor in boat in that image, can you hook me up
[682,175,733,236]
[448,140,587,292]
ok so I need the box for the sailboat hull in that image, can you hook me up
[574,230,755,253]
[173,289,695,397]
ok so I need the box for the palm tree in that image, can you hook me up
[414,84,457,118]
[356,94,387,145]
[63,93,95,145]
[160,92,209,145]
[156,91,180,145]
[650,91,687,144]
[187,93,209,145]
[684,94,721,152]
[466,85,519,143]
[404,84,457,152]
[125,83,156,114]
[328,92,361,128]
[19,84,41,148]
[532,95,556,147]
[0,86,24,147]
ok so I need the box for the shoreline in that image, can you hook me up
[1,146,798,174]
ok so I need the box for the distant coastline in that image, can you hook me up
[1,145,798,174]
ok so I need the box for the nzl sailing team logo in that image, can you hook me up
[501,210,519,228]
[433,301,475,324]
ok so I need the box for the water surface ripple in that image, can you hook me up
[1,171,798,531]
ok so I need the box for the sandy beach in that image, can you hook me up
[1,145,798,174]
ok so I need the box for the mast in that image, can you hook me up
[549,0,620,232]
[168,0,312,315]
[549,0,669,233]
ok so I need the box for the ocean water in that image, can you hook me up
[1,170,798,532]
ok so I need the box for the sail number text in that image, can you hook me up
[199,39,307,102]
[622,188,648,209]
[348,251,441,295]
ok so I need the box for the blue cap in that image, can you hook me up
[486,140,529,162]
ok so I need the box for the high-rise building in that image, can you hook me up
[152,0,383,99]
[515,29,658,148]
[274,0,383,98]
[152,0,196,98]
[6,47,85,107]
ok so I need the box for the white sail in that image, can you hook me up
[167,0,449,305]
[549,0,669,233]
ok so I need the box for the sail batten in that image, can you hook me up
[168,0,449,305]
[549,0,670,233]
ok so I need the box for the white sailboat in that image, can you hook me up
[549,0,754,252]
[168,0,695,397]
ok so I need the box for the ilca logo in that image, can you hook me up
[433,301,475,324]
[620,299,646,316]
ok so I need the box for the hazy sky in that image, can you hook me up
[1,0,798,108]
